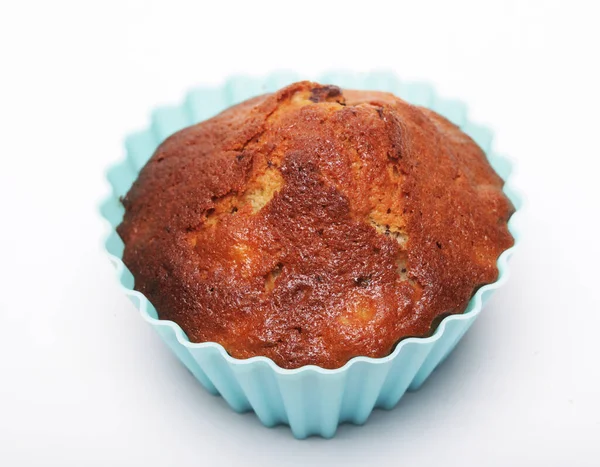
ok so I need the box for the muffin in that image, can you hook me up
[118,81,514,370]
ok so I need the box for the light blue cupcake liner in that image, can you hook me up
[100,71,522,439]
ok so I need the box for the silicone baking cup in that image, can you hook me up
[100,71,522,439]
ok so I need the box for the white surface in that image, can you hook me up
[1,1,599,465]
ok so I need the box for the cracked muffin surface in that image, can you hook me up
[118,81,514,369]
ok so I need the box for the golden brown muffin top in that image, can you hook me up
[118,81,514,369]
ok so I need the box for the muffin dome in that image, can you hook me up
[118,81,514,369]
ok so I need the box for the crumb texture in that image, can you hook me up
[118,81,514,369]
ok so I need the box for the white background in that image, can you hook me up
[1,1,599,465]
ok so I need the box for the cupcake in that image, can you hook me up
[103,74,519,438]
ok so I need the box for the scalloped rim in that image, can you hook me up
[99,70,523,377]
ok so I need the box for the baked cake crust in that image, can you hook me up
[118,81,514,369]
